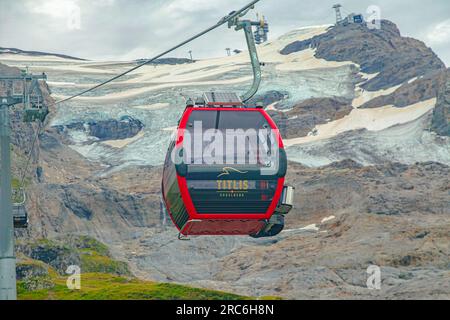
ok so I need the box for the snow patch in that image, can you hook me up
[132,103,170,110]
[283,224,319,233]
[352,84,403,108]
[276,48,354,72]
[284,98,437,146]
[102,130,145,149]
[321,216,336,223]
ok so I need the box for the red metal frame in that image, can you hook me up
[182,219,266,236]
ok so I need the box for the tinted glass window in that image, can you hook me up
[219,111,268,130]
[184,110,274,166]
[186,110,217,130]
[186,110,269,130]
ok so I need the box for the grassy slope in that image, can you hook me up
[18,273,248,300]
[17,236,256,300]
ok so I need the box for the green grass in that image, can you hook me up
[17,257,58,277]
[12,177,20,189]
[63,235,110,256]
[80,249,131,275]
[12,177,31,189]
[18,237,131,276]
[18,273,248,300]
[12,177,29,203]
[17,236,279,300]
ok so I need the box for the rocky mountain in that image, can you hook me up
[135,58,194,65]
[54,116,144,143]
[268,97,353,138]
[281,20,445,91]
[0,47,85,61]
[109,160,448,299]
[1,16,449,300]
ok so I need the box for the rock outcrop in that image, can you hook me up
[431,69,450,136]
[281,20,446,91]
[341,66,449,137]
[145,58,194,65]
[54,116,144,142]
[246,90,290,106]
[0,47,85,61]
[117,161,450,299]
[360,68,448,109]
[16,236,131,276]
[269,97,353,138]
[0,62,21,77]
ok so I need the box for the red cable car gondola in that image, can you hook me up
[162,93,294,238]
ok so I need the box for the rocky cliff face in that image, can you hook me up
[54,116,144,142]
[0,61,155,245]
[359,68,447,107]
[115,160,449,299]
[281,20,446,91]
[138,57,194,65]
[269,97,353,138]
[17,236,131,276]
[353,66,449,136]
[22,131,161,242]
[431,69,450,136]
[0,62,42,180]
[246,90,290,107]
[0,62,21,76]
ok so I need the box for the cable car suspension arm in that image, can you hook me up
[228,10,263,102]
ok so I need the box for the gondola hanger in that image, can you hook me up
[12,188,28,229]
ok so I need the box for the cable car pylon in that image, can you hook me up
[0,71,48,300]
[0,97,16,300]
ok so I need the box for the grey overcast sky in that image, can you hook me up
[0,0,449,66]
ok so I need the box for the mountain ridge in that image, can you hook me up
[0,47,86,61]
[281,19,446,91]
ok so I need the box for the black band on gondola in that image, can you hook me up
[277,148,288,178]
